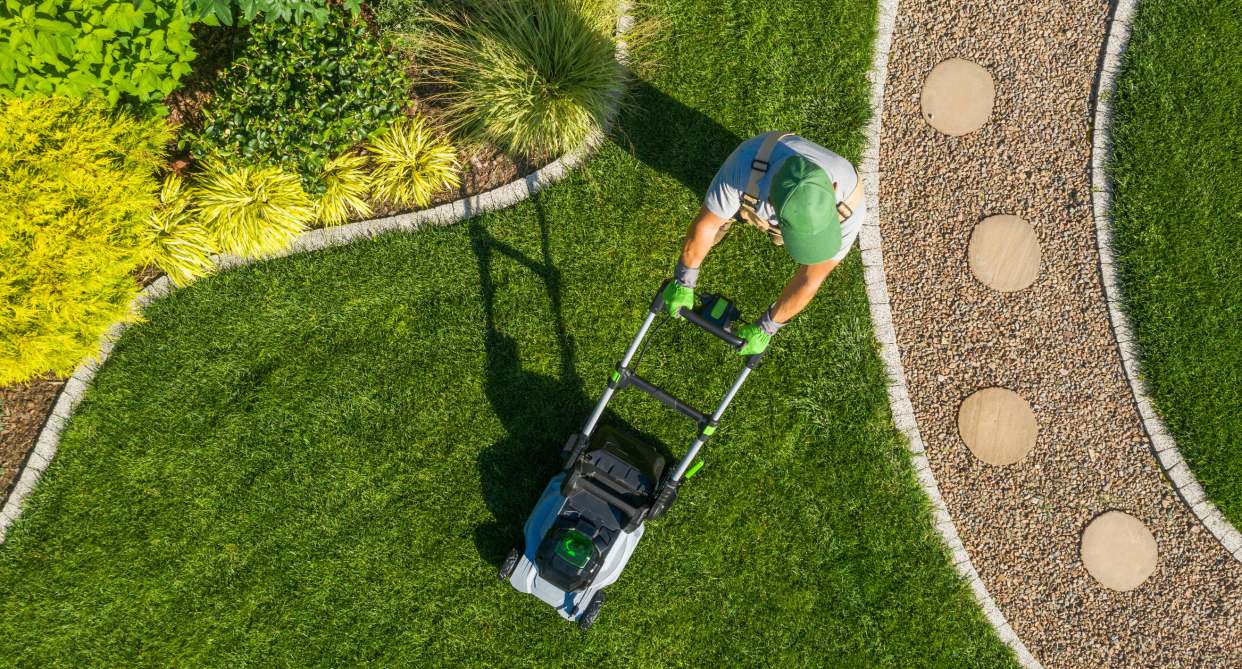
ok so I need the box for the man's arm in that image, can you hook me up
[770,258,839,323]
[678,203,731,269]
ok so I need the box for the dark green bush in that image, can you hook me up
[185,0,360,27]
[189,8,409,193]
[0,0,196,111]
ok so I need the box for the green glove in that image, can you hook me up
[663,282,694,319]
[736,324,771,355]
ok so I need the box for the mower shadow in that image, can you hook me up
[470,201,669,568]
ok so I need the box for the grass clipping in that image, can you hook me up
[420,0,626,159]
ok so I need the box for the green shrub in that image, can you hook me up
[0,96,168,386]
[189,7,409,193]
[142,174,216,287]
[369,0,474,44]
[316,153,372,226]
[0,0,196,112]
[194,161,316,258]
[185,0,359,27]
[367,115,460,208]
[422,0,624,158]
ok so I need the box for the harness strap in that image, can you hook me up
[738,131,794,233]
[730,131,865,250]
[836,169,864,220]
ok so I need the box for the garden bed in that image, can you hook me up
[0,375,63,507]
[161,9,548,225]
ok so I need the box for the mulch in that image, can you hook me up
[879,0,1242,666]
[0,374,64,509]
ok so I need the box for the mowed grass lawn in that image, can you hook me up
[1109,0,1242,526]
[0,0,1017,666]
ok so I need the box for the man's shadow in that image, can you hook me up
[470,203,669,567]
[610,79,743,201]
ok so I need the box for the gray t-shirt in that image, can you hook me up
[705,132,864,261]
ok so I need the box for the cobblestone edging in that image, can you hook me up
[1090,0,1242,563]
[0,7,633,544]
[856,1,1042,666]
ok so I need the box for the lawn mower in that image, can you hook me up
[497,280,765,630]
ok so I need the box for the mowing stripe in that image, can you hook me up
[1090,0,1242,562]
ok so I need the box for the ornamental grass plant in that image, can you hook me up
[316,153,373,226]
[0,96,167,386]
[141,175,216,287]
[420,0,626,159]
[194,162,317,258]
[367,115,460,208]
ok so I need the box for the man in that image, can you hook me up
[663,131,865,354]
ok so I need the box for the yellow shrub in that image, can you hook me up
[317,153,372,226]
[0,97,168,386]
[142,174,217,288]
[367,116,460,209]
[194,161,316,258]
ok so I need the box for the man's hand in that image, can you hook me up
[663,282,694,319]
[736,324,771,355]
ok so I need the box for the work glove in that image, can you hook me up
[736,324,771,355]
[664,261,699,319]
[736,304,787,355]
[663,281,694,319]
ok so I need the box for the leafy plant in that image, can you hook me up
[367,115,460,208]
[190,7,409,193]
[0,96,168,385]
[369,0,475,45]
[142,174,216,287]
[185,0,360,27]
[0,0,196,112]
[316,153,372,226]
[194,161,316,258]
[421,0,625,158]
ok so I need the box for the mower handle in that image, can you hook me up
[677,306,745,348]
[650,280,746,350]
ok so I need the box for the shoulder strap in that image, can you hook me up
[836,168,864,220]
[740,131,794,211]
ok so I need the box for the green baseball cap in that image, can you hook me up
[770,156,840,265]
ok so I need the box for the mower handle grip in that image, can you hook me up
[650,279,745,350]
[677,306,745,349]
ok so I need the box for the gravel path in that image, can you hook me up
[877,0,1242,666]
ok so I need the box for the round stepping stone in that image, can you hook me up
[957,387,1037,466]
[920,58,995,136]
[1081,511,1158,591]
[968,215,1041,292]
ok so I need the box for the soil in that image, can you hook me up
[878,0,1242,665]
[0,374,64,509]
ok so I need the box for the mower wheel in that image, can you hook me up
[578,591,606,631]
[497,543,523,582]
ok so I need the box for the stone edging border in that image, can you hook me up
[0,5,633,544]
[856,1,1042,666]
[1090,0,1242,562]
